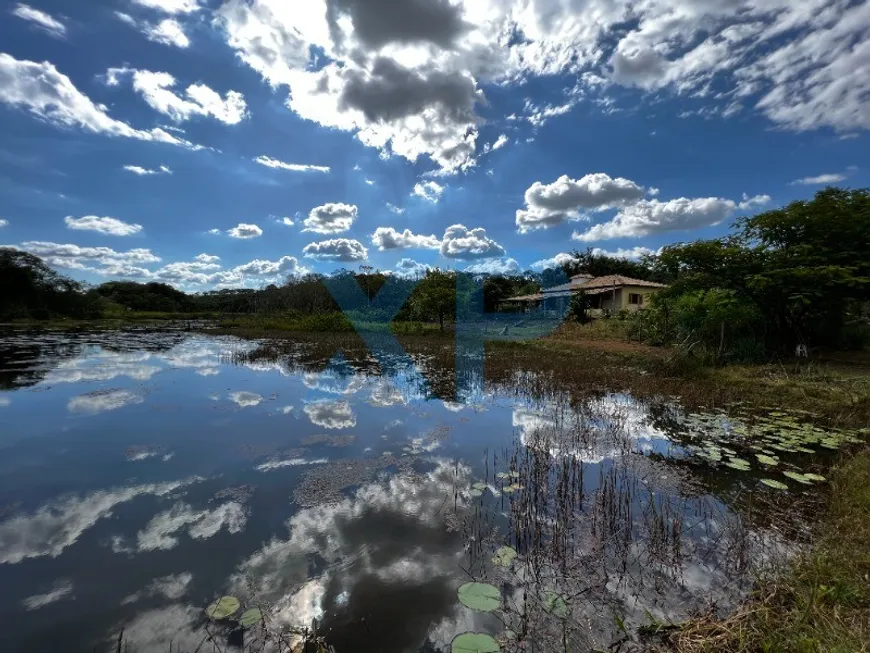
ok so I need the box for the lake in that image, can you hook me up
[0,328,851,652]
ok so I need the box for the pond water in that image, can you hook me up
[0,328,854,652]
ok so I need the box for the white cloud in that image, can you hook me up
[303,400,356,429]
[254,155,330,173]
[395,258,431,278]
[109,68,248,125]
[791,173,847,186]
[440,224,505,260]
[303,238,368,262]
[130,0,201,13]
[386,203,405,215]
[464,258,521,275]
[573,197,738,242]
[22,580,74,610]
[0,220,8,228]
[738,193,772,210]
[590,246,660,260]
[482,134,509,153]
[144,18,190,48]
[0,54,200,149]
[227,223,263,239]
[124,164,172,175]
[11,4,66,38]
[412,181,445,203]
[516,173,647,233]
[280,217,295,227]
[195,253,220,263]
[303,203,358,234]
[0,477,200,564]
[530,252,576,271]
[233,256,302,276]
[65,215,143,237]
[371,227,440,251]
[11,242,161,277]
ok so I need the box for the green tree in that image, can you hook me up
[411,270,456,330]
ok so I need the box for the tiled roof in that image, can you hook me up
[578,275,668,290]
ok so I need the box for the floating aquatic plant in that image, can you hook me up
[239,607,263,627]
[457,582,501,612]
[491,546,517,568]
[452,632,500,653]
[760,479,789,490]
[205,596,240,620]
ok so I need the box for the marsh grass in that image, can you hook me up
[655,450,870,653]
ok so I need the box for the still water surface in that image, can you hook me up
[0,329,799,652]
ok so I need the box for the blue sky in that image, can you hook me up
[1,0,867,289]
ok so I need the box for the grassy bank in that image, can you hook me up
[653,450,870,653]
[214,312,446,337]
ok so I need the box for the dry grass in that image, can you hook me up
[653,450,870,653]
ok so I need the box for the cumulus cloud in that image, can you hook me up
[303,203,358,234]
[464,257,520,275]
[791,173,847,186]
[573,197,738,242]
[0,54,200,149]
[303,238,368,262]
[233,257,302,276]
[440,224,505,260]
[371,227,440,251]
[0,219,8,228]
[227,223,263,239]
[395,258,431,278]
[122,573,193,605]
[64,215,143,236]
[108,68,248,125]
[280,217,296,227]
[144,18,190,47]
[412,181,445,203]
[591,246,660,260]
[516,173,646,233]
[254,155,330,173]
[11,241,161,277]
[530,252,576,271]
[195,253,220,263]
[124,164,172,175]
[304,400,356,429]
[11,3,66,38]
[738,193,771,210]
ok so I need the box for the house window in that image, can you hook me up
[629,293,642,305]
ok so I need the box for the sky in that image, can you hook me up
[0,0,868,290]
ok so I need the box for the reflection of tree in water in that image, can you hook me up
[0,329,190,390]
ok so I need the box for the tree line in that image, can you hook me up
[1,188,867,358]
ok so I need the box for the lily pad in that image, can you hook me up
[542,591,569,618]
[206,596,240,620]
[509,471,520,479]
[472,482,487,491]
[457,582,501,612]
[756,454,778,466]
[239,608,263,627]
[783,471,814,485]
[725,460,751,471]
[469,489,483,498]
[760,479,789,490]
[803,473,826,482]
[495,472,511,480]
[452,632,500,653]
[491,546,518,568]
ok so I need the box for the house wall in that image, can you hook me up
[594,286,661,313]
[618,285,660,311]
